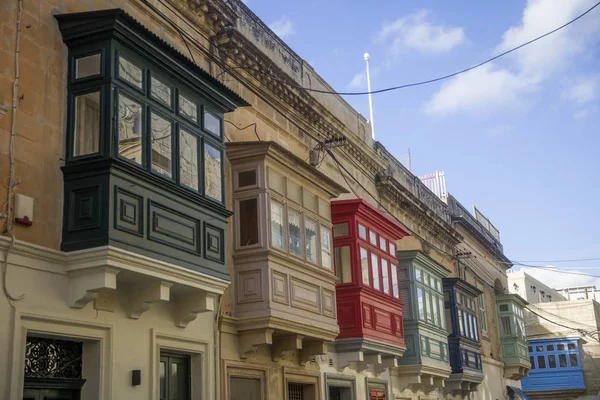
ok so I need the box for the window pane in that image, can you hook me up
[358,224,367,239]
[160,361,166,398]
[204,110,221,137]
[381,259,389,294]
[428,292,435,323]
[557,344,565,351]
[389,241,396,255]
[239,198,258,247]
[73,91,100,157]
[391,264,399,298]
[75,54,101,79]
[360,248,369,285]
[179,94,197,122]
[118,94,143,165]
[439,298,445,328]
[321,226,332,269]
[500,316,512,336]
[465,312,471,338]
[499,304,509,312]
[305,218,318,263]
[458,309,464,335]
[170,362,178,399]
[333,223,349,237]
[371,253,380,290]
[559,354,567,368]
[179,130,198,190]
[379,237,386,251]
[151,77,172,106]
[548,355,557,368]
[570,354,579,367]
[270,201,284,249]
[230,377,261,400]
[530,356,535,369]
[238,170,257,188]
[417,287,425,320]
[415,268,422,282]
[568,343,576,350]
[537,355,546,369]
[204,143,222,201]
[118,56,142,88]
[536,345,544,352]
[432,293,439,326]
[151,112,172,177]
[288,209,301,256]
[335,246,352,283]
[369,231,377,245]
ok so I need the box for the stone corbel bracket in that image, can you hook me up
[129,281,173,319]
[68,267,119,309]
[272,334,303,362]
[239,328,274,358]
[175,291,216,328]
[299,340,327,366]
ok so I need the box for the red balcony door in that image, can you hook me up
[369,389,385,400]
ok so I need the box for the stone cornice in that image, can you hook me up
[214,27,385,176]
[376,175,462,253]
[235,315,339,341]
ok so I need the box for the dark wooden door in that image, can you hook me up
[160,353,191,400]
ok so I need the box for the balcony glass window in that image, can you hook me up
[379,237,387,251]
[239,198,259,247]
[118,94,143,165]
[150,112,173,177]
[271,201,285,249]
[203,110,221,137]
[288,209,302,257]
[75,53,101,79]
[358,224,367,240]
[391,264,399,298]
[360,248,369,285]
[335,246,352,283]
[333,223,348,237]
[371,253,380,290]
[528,339,582,370]
[321,227,332,269]
[150,76,172,106]
[73,91,100,157]
[179,130,198,190]
[204,143,222,201]
[118,56,143,89]
[414,266,445,329]
[305,218,318,263]
[381,259,389,294]
[389,241,396,255]
[369,230,377,246]
[178,94,197,122]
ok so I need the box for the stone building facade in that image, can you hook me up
[0,0,528,399]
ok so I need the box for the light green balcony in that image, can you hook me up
[496,294,531,380]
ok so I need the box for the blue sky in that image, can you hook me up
[244,0,600,288]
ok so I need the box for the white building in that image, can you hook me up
[507,270,567,304]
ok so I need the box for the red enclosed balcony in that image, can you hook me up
[331,199,411,368]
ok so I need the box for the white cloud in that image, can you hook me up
[346,67,380,90]
[425,64,533,115]
[425,0,600,115]
[348,71,366,90]
[377,10,465,54]
[563,75,600,104]
[269,16,295,38]
[518,266,600,291]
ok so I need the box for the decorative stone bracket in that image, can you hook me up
[239,328,274,358]
[272,334,303,361]
[68,267,119,309]
[337,350,398,372]
[129,281,173,319]
[444,380,480,395]
[299,341,327,366]
[175,292,215,328]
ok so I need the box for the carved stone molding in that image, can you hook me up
[272,334,303,361]
[377,175,462,253]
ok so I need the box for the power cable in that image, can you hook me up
[206,0,600,96]
[224,120,261,141]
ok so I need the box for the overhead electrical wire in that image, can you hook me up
[144,0,600,291]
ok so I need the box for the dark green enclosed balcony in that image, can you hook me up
[395,251,452,393]
[55,9,248,285]
[497,294,531,380]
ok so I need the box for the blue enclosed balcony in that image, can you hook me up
[522,337,585,400]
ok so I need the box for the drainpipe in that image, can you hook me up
[214,294,221,400]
